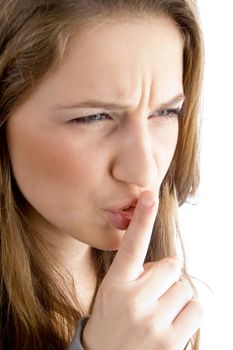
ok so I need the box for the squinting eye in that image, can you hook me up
[154,107,183,119]
[70,113,112,126]
[70,107,183,127]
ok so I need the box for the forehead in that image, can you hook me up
[37,15,184,108]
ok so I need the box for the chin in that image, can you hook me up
[91,230,126,251]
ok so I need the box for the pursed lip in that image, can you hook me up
[107,208,135,230]
[108,206,136,220]
[105,198,139,214]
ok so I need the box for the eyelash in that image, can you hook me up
[70,107,183,126]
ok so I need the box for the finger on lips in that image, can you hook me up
[108,191,159,282]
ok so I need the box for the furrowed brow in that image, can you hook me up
[54,94,185,111]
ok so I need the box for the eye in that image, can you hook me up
[69,106,183,127]
[70,113,112,126]
[154,107,183,120]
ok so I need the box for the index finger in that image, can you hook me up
[107,191,159,282]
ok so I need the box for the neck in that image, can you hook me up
[26,204,98,314]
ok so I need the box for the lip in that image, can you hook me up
[107,198,139,213]
[107,207,136,230]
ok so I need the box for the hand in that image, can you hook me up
[82,191,203,350]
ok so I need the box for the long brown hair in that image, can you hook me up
[0,1,204,349]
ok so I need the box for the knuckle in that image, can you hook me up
[189,299,205,320]
[176,281,193,300]
[159,330,176,350]
[160,337,175,350]
[143,318,176,350]
[152,330,175,350]
[143,319,162,340]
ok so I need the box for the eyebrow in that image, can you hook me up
[55,94,185,111]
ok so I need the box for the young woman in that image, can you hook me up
[0,0,204,349]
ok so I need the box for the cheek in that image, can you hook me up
[6,122,94,206]
[164,125,179,162]
[152,119,179,173]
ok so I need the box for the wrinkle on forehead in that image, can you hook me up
[25,15,184,115]
[69,16,183,105]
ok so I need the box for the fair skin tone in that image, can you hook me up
[6,14,203,347]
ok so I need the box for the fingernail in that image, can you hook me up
[140,192,155,209]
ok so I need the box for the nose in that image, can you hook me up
[111,121,157,188]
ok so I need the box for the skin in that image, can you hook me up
[83,193,203,349]
[6,15,185,311]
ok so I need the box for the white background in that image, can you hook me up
[178,1,233,348]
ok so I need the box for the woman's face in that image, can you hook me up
[6,15,184,250]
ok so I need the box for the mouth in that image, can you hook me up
[120,205,136,217]
[107,198,138,213]
[122,203,137,212]
[107,206,136,230]
[104,196,139,230]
